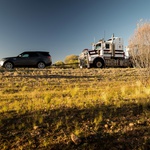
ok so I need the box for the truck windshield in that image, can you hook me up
[95,43,101,50]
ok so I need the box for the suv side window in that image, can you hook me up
[39,52,50,56]
[29,52,39,57]
[22,53,29,57]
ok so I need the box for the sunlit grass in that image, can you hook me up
[0,68,150,149]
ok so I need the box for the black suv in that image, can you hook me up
[0,51,52,70]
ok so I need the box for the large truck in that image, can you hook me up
[79,34,132,68]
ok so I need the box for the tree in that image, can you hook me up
[128,20,150,70]
[128,20,150,80]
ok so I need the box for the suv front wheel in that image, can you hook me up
[37,62,45,69]
[4,62,14,70]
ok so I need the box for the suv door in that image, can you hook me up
[27,52,39,66]
[14,52,38,67]
[13,52,30,66]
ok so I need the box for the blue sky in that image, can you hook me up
[0,0,150,63]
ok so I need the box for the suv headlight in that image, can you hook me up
[0,60,4,66]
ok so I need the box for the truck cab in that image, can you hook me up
[79,35,131,68]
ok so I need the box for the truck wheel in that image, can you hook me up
[94,60,104,68]
[4,62,14,70]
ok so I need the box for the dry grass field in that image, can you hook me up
[0,68,150,150]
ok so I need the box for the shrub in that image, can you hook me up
[128,20,150,76]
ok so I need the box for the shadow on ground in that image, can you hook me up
[0,103,150,150]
